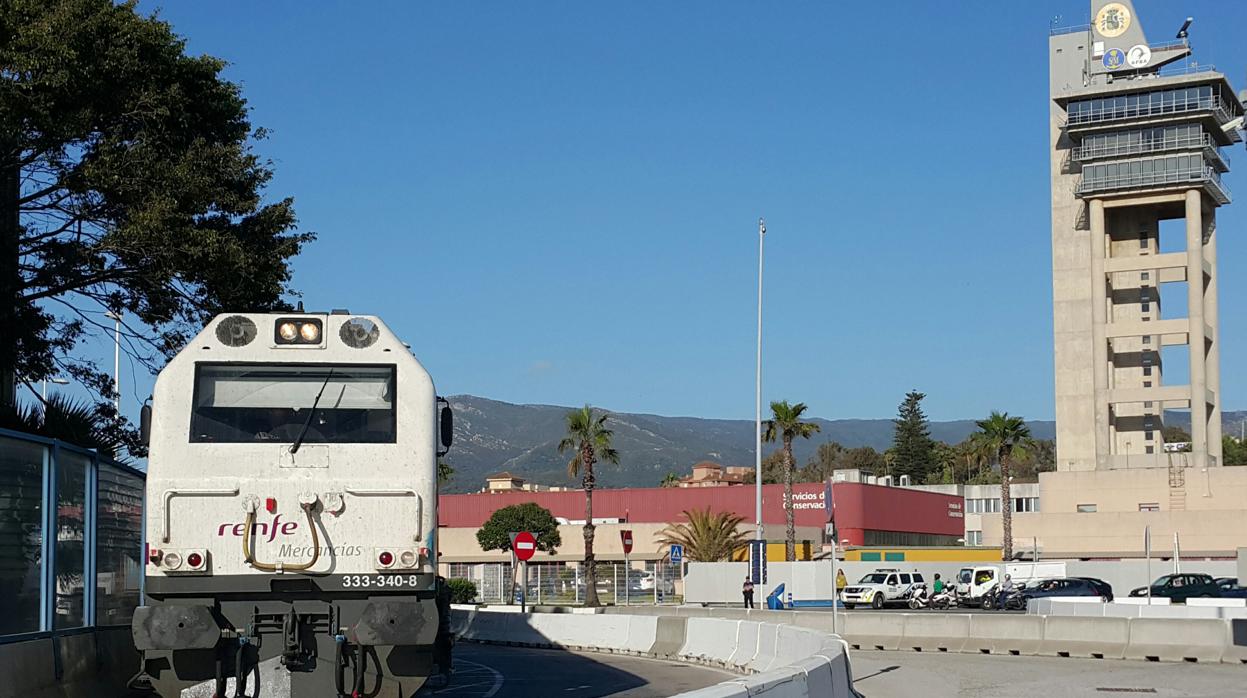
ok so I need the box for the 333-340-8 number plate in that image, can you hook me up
[341,575,421,588]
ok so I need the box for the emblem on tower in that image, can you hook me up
[1095,3,1132,38]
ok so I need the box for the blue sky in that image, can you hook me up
[76,0,1247,425]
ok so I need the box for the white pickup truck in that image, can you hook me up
[954,562,1068,608]
[841,568,926,610]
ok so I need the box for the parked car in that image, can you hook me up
[1128,573,1221,603]
[1015,577,1114,603]
[1215,577,1247,599]
[636,571,675,594]
[841,569,925,610]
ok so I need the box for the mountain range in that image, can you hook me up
[440,395,1247,493]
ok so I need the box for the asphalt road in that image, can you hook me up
[417,644,735,698]
[851,649,1247,698]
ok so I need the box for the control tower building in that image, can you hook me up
[1049,1,1244,473]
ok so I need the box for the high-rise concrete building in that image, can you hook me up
[1049,1,1244,474]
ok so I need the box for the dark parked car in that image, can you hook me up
[1016,577,1114,603]
[1128,573,1221,603]
[1215,577,1247,599]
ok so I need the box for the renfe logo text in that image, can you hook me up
[217,515,299,543]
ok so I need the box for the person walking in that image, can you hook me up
[835,569,847,599]
[742,577,755,609]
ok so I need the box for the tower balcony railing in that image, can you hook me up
[1073,132,1229,170]
[1077,165,1230,204]
[1066,94,1235,129]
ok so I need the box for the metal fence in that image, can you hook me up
[447,559,685,605]
[0,428,145,642]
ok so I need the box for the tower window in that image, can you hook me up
[1144,381,1152,387]
[1142,272,1150,280]
[1144,366,1152,376]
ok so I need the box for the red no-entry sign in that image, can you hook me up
[513,531,537,561]
[620,529,633,554]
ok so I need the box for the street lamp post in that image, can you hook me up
[104,311,121,411]
[755,218,766,544]
[41,377,69,401]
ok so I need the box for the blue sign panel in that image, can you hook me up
[749,540,768,585]
[669,544,684,563]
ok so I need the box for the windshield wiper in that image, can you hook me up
[290,369,333,454]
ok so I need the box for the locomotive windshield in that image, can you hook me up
[189,363,396,443]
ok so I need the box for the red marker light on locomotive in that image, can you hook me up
[378,551,394,567]
[187,552,204,569]
[266,497,277,514]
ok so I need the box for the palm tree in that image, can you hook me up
[971,411,1033,561]
[558,405,618,607]
[659,473,680,488]
[656,508,750,562]
[0,394,130,459]
[763,400,820,561]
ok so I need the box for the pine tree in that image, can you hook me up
[891,390,936,482]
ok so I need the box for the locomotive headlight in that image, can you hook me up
[299,322,320,342]
[274,317,323,345]
[399,550,417,568]
[164,552,184,570]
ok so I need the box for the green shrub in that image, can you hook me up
[446,578,478,604]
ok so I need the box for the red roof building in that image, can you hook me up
[439,480,964,548]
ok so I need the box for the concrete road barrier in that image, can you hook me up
[1039,615,1129,659]
[452,607,861,698]
[772,625,831,672]
[901,612,970,653]
[650,615,690,658]
[747,623,782,673]
[1137,605,1221,619]
[1187,598,1247,608]
[623,615,659,654]
[840,612,904,650]
[1125,618,1227,663]
[789,655,836,697]
[728,667,808,697]
[728,619,761,668]
[681,618,743,666]
[1225,619,1247,664]
[966,614,1044,655]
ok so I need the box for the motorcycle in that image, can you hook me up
[906,583,930,609]
[981,585,1027,611]
[908,583,955,610]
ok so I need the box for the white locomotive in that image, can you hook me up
[131,311,453,697]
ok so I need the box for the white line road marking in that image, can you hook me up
[431,659,504,697]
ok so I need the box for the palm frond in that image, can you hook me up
[655,508,750,562]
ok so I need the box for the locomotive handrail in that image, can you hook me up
[161,487,240,543]
[242,504,321,573]
[344,488,422,541]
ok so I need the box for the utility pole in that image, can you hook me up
[755,217,766,543]
[0,142,21,409]
[105,310,121,412]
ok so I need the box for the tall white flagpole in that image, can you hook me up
[755,218,766,545]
